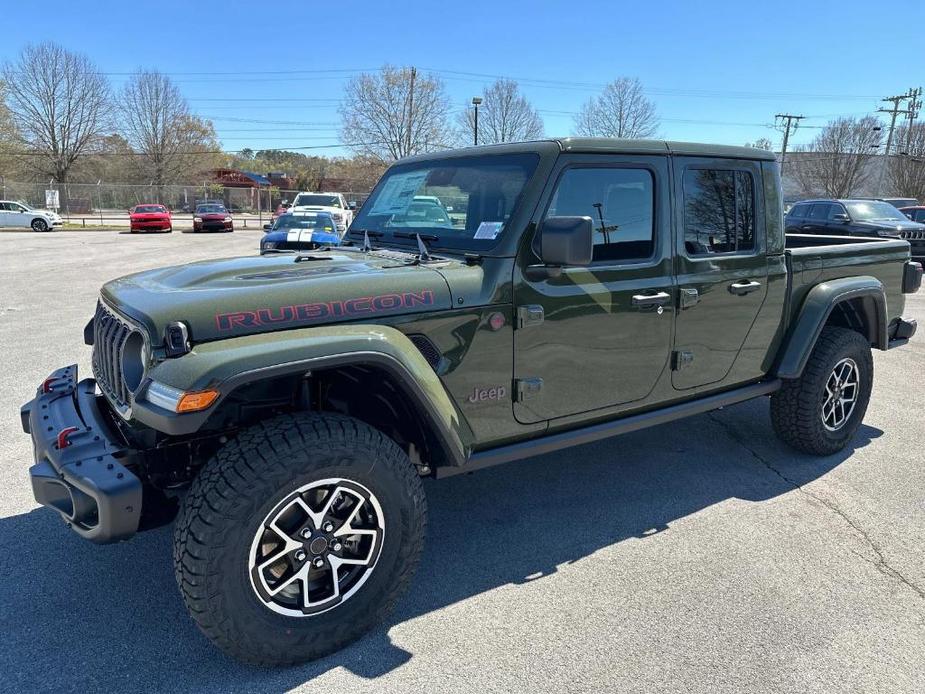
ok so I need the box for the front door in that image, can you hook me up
[513,155,674,424]
[672,158,768,390]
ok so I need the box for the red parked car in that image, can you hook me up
[193,203,234,232]
[129,204,172,233]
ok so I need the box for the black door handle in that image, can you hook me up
[632,291,671,308]
[728,280,762,296]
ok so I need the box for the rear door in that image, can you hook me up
[513,154,674,423]
[672,158,769,390]
[0,203,11,226]
[800,203,831,234]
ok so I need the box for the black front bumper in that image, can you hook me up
[21,365,142,543]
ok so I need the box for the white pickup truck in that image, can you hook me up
[289,192,354,234]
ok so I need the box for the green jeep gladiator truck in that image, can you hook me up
[21,139,922,665]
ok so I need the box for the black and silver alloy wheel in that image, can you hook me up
[249,478,384,616]
[174,413,426,665]
[821,357,859,431]
[771,326,873,456]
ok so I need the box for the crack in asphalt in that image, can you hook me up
[707,411,925,600]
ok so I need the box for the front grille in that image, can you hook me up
[91,301,139,410]
[901,230,925,240]
[273,240,320,251]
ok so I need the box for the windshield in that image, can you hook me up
[134,205,166,214]
[196,204,226,214]
[845,201,908,222]
[272,214,336,231]
[351,153,539,249]
[293,194,340,208]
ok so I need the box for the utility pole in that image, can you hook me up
[405,67,416,157]
[876,89,917,194]
[902,87,922,154]
[774,114,804,174]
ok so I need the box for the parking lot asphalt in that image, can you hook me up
[0,230,923,693]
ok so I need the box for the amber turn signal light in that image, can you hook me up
[176,389,220,413]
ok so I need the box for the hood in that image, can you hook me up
[855,219,925,233]
[131,212,170,219]
[197,212,229,220]
[100,249,455,344]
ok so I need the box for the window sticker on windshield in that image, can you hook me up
[474,221,504,240]
[368,171,429,217]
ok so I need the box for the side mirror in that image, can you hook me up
[348,201,357,211]
[263,223,272,231]
[832,213,850,223]
[905,213,914,220]
[528,216,593,279]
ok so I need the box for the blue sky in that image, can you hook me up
[2,0,923,156]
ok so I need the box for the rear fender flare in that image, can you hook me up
[773,276,887,379]
[135,325,471,466]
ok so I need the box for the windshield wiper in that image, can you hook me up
[348,229,384,238]
[394,232,439,241]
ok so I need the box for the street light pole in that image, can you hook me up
[472,96,482,146]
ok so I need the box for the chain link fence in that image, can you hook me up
[0,180,371,223]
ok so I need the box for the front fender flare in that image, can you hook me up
[134,325,471,465]
[773,276,887,380]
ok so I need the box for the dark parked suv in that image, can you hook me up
[786,199,925,259]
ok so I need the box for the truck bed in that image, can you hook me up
[783,233,911,327]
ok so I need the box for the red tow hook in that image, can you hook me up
[42,377,61,393]
[56,426,79,449]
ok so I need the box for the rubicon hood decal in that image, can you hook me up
[216,290,435,331]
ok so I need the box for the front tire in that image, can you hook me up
[31,218,48,232]
[173,413,427,665]
[771,327,873,455]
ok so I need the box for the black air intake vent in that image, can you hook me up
[408,334,442,371]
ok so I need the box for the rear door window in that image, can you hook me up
[808,203,831,220]
[682,168,756,255]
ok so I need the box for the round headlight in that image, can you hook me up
[262,241,277,250]
[121,330,147,393]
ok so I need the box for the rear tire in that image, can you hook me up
[771,327,873,455]
[173,413,427,665]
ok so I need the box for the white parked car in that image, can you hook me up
[289,192,354,234]
[0,200,63,231]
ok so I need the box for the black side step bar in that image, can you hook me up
[438,380,781,479]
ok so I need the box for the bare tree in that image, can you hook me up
[0,80,20,176]
[457,79,544,145]
[791,116,881,197]
[1,44,110,185]
[744,137,774,151]
[887,123,925,200]
[340,66,452,161]
[119,71,218,191]
[573,77,658,139]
